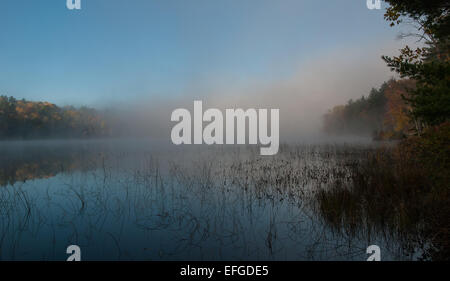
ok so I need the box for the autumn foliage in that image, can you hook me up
[323,79,415,140]
[0,96,109,139]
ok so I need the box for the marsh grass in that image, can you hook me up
[0,140,442,260]
[315,126,450,260]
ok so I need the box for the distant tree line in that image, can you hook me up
[325,0,449,140]
[323,79,416,140]
[0,96,109,139]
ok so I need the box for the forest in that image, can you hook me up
[0,96,109,139]
[320,0,449,260]
[323,79,416,140]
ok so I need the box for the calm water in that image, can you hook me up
[0,139,412,260]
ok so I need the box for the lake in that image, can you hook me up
[0,139,417,260]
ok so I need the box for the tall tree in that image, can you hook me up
[382,0,450,126]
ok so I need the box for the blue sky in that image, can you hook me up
[0,0,403,106]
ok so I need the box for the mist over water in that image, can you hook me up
[0,139,413,261]
[1,0,446,263]
[0,37,415,262]
[98,40,411,143]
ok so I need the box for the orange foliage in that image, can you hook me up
[381,80,416,139]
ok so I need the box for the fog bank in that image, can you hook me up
[105,40,416,143]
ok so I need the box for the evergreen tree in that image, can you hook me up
[382,0,450,125]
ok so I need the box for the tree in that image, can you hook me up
[382,0,450,126]
[0,96,109,139]
[322,79,415,140]
[382,79,416,138]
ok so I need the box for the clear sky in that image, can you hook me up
[0,0,403,106]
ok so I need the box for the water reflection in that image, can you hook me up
[0,142,104,187]
[0,140,425,260]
